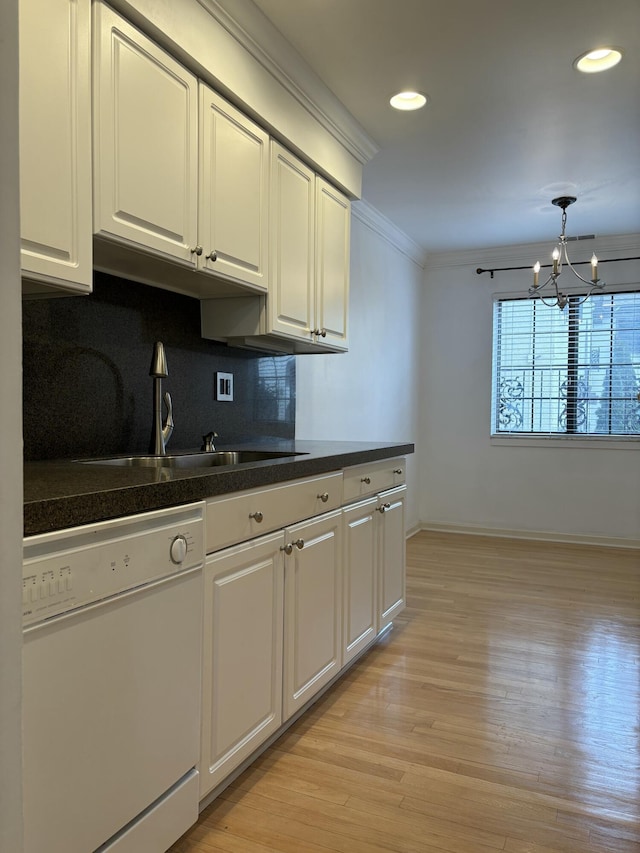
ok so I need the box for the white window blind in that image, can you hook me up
[492,292,640,436]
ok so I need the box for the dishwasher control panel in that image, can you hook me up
[22,502,205,628]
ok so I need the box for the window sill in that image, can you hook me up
[491,434,640,450]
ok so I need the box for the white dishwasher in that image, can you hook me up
[22,501,205,853]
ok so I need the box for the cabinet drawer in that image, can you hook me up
[343,457,406,503]
[206,472,343,554]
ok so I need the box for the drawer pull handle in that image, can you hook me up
[378,502,391,513]
[318,492,329,503]
[393,468,403,475]
[361,476,371,484]
[249,511,264,523]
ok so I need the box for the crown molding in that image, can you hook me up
[352,200,427,268]
[197,0,379,166]
[425,233,640,270]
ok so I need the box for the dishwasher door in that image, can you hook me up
[22,503,204,853]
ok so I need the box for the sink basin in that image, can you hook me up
[78,450,307,469]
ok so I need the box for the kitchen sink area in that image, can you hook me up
[25,439,414,537]
[77,450,309,469]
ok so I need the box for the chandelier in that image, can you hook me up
[529,196,606,310]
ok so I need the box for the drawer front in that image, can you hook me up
[343,457,406,503]
[206,472,343,554]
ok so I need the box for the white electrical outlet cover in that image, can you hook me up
[215,372,233,401]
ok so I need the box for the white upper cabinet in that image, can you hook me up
[268,142,316,340]
[315,177,350,351]
[198,85,269,292]
[201,143,350,352]
[269,143,350,350]
[93,3,199,265]
[20,0,93,293]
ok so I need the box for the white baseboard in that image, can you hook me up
[416,521,640,550]
[406,523,422,540]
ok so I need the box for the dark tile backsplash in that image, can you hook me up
[23,274,295,461]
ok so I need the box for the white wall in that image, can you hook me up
[0,0,24,848]
[420,239,640,545]
[296,205,423,532]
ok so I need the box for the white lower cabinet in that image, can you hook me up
[377,485,407,631]
[342,484,407,664]
[199,462,406,802]
[283,510,343,720]
[342,497,378,665]
[200,532,284,799]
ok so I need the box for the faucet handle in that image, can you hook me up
[162,391,174,445]
[201,431,218,452]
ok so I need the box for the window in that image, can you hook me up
[492,291,640,436]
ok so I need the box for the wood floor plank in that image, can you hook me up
[170,531,640,853]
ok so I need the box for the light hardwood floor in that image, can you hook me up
[170,531,640,853]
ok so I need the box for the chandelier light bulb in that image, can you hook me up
[591,253,598,282]
[552,247,560,274]
[533,261,540,287]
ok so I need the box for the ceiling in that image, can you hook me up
[249,0,640,254]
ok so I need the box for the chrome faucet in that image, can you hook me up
[149,341,174,455]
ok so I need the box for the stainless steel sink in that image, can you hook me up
[77,450,307,469]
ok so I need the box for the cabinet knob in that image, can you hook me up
[280,538,304,555]
[190,245,203,256]
[205,250,217,262]
[394,468,403,475]
[249,511,263,523]
[361,476,371,485]
[317,492,329,503]
[312,328,327,338]
[378,502,391,513]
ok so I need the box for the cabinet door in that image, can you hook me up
[283,510,342,719]
[19,0,92,293]
[315,177,350,351]
[342,498,377,665]
[199,85,269,291]
[93,4,198,264]
[377,486,407,631]
[268,142,315,342]
[201,533,284,798]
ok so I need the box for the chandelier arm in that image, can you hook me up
[530,273,559,295]
[562,248,604,287]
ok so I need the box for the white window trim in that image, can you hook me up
[490,434,639,449]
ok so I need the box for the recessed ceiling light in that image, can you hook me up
[390,91,428,111]
[573,47,623,73]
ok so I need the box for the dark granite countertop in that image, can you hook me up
[24,440,414,536]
